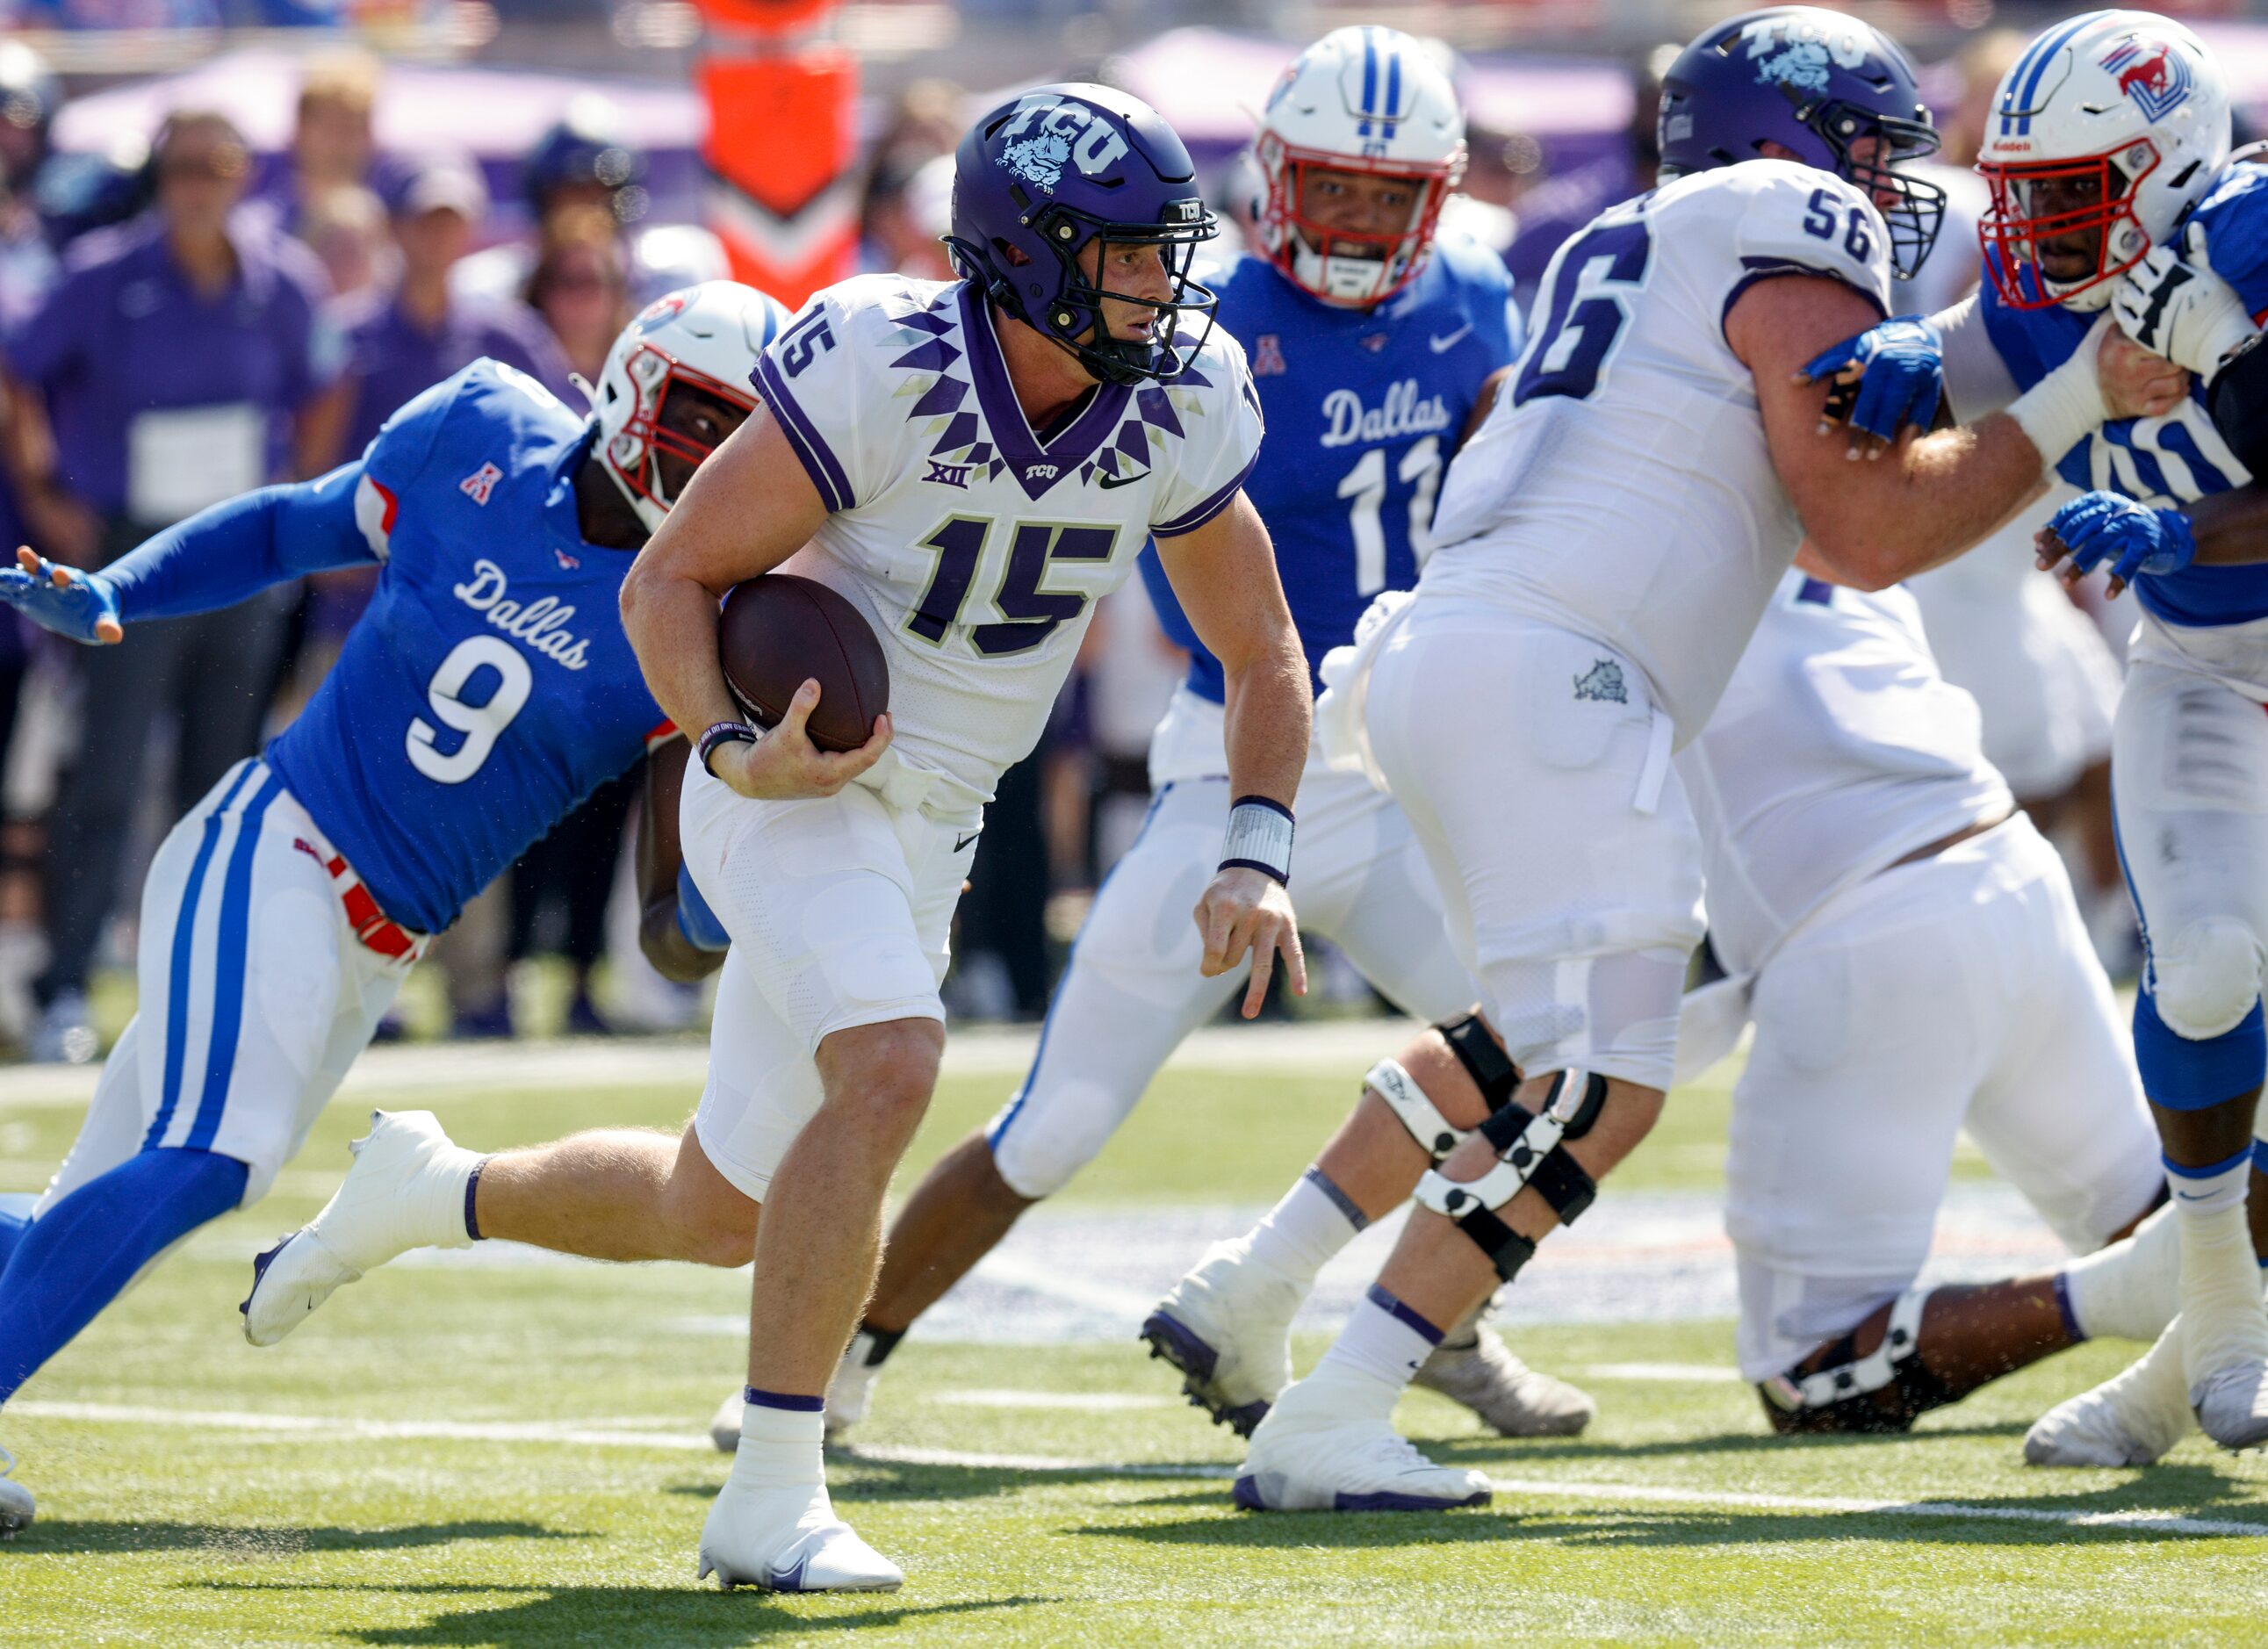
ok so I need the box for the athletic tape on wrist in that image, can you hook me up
[2007,345,2110,469]
[1220,796,1294,885]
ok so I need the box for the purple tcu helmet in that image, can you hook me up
[1658,6,1945,278]
[948,83,1219,386]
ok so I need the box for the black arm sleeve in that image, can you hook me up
[2208,335,2268,479]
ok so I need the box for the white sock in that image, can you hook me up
[1307,1286,1443,1421]
[2098,1315,2196,1458]
[1244,1169,1364,1288]
[2061,1204,2181,1343]
[732,1391,827,1493]
[2170,1150,2268,1387]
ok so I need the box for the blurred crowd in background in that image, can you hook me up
[0,12,2198,1060]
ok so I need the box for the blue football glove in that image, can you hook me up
[674,861,731,953]
[0,548,121,644]
[2039,490,2196,594]
[1796,314,1944,450]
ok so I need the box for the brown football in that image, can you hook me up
[716,574,890,754]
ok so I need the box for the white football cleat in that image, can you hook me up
[241,1110,475,1347]
[0,1446,33,1537]
[1140,1236,1302,1436]
[1415,1322,1596,1437]
[697,1455,902,1592]
[1235,1378,1491,1513]
[2192,1359,2268,1452]
[709,1389,745,1454]
[824,1334,885,1440]
[2027,1320,2193,1468]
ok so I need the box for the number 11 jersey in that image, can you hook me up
[1421,159,1892,744]
[752,274,1264,814]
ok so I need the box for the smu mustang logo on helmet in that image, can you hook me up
[993,93,1131,196]
[2102,37,2193,125]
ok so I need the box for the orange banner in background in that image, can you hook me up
[696,0,860,307]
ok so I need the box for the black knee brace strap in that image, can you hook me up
[1757,1290,1950,1434]
[1415,1069,1604,1282]
[1436,1012,1521,1110]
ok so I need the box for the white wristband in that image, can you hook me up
[2005,328,2111,468]
[1220,796,1294,886]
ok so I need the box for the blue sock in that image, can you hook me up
[0,1147,247,1403]
[0,1208,26,1275]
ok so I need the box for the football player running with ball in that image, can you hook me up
[1228,6,2171,1514]
[0,283,781,1535]
[240,87,1309,1592]
[1823,10,2268,1463]
[728,26,1595,1457]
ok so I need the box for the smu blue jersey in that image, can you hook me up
[265,361,674,933]
[1139,237,1519,698]
[1982,165,2268,628]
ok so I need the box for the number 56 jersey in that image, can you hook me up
[1422,160,1891,744]
[752,274,1264,814]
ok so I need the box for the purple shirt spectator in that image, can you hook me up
[331,285,572,456]
[7,208,335,523]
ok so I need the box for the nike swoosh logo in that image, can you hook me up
[1429,325,1472,354]
[1098,471,1143,489]
[954,832,981,853]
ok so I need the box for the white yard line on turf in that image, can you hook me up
[18,1401,2267,1539]
[1583,1363,1746,1383]
[0,1018,1419,1109]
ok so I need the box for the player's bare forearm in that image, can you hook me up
[1154,491,1309,807]
[620,407,830,740]
[635,738,723,983]
[1737,277,2066,589]
[2188,485,2268,565]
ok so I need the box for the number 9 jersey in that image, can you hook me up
[751,272,1264,814]
[266,361,679,936]
[1422,160,1892,743]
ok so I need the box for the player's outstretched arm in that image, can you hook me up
[619,407,889,802]
[0,463,381,644]
[1741,277,2154,590]
[1152,490,1308,1019]
[633,736,729,983]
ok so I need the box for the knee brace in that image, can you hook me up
[1438,1012,1521,1108]
[2135,990,2266,1111]
[1757,1290,1949,1435]
[1366,1058,1472,1164]
[1366,1014,1520,1165]
[2149,917,2265,1042]
[1413,1068,1607,1282]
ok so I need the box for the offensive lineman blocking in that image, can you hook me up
[1231,7,2164,1512]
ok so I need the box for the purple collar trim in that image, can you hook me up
[957,284,1129,501]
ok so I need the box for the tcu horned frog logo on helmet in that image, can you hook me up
[994,93,1131,196]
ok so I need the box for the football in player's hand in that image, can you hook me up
[716,573,890,753]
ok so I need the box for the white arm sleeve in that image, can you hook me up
[1934,292,2020,424]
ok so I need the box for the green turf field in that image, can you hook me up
[4,1026,2266,1646]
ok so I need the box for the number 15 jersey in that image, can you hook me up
[1421,160,1891,744]
[752,274,1264,814]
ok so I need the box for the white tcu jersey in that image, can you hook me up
[1422,161,1893,741]
[752,274,1264,811]
[1677,572,2012,978]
